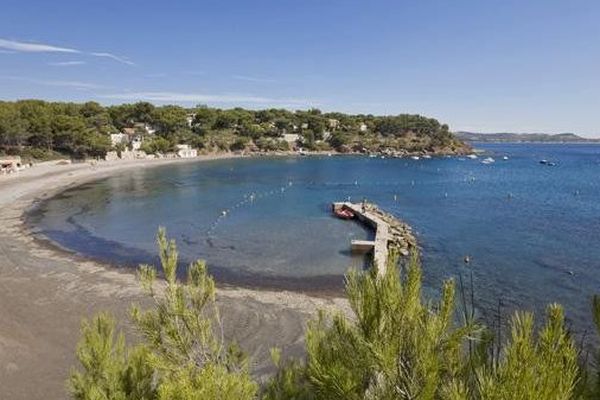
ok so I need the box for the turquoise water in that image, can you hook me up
[30,143,600,333]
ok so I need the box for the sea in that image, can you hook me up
[29,143,600,335]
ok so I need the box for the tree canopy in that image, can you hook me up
[0,100,467,160]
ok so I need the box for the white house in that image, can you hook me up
[110,133,129,147]
[176,144,198,158]
[186,113,196,127]
[131,135,144,150]
[144,124,156,135]
[359,123,368,132]
[133,123,156,135]
[283,133,300,144]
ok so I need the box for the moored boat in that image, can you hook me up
[334,208,355,219]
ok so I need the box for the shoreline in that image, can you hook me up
[20,151,359,295]
[0,153,350,400]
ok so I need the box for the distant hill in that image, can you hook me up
[455,131,600,143]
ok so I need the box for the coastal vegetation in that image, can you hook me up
[70,230,600,400]
[0,100,467,161]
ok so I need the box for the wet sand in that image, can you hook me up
[0,156,348,400]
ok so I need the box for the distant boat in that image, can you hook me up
[422,154,432,159]
[540,159,548,164]
[411,156,420,160]
[481,157,495,164]
[467,154,478,159]
[502,156,509,160]
[369,154,377,158]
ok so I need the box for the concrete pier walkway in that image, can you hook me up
[332,202,416,278]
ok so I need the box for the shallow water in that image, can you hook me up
[31,143,600,333]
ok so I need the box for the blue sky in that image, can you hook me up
[1,0,599,136]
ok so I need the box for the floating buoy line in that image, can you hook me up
[205,180,295,243]
[202,168,518,247]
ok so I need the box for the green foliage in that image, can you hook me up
[70,231,596,400]
[0,100,468,159]
[473,305,578,400]
[267,254,584,400]
[328,132,350,151]
[576,295,600,399]
[70,229,257,400]
[8,146,63,161]
[231,136,250,151]
[261,349,314,400]
[69,313,155,400]
[140,136,173,154]
[0,101,29,147]
[151,106,189,136]
[300,254,479,399]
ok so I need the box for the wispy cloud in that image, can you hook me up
[90,52,135,66]
[47,60,86,67]
[100,91,316,107]
[0,38,79,53]
[40,80,103,90]
[0,37,134,66]
[232,74,278,83]
[0,75,105,90]
[144,73,167,78]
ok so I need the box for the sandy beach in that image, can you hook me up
[0,155,348,400]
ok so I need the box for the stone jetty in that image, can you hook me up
[332,202,417,277]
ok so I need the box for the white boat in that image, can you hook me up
[467,154,478,159]
[422,154,432,159]
[411,156,420,160]
[481,157,495,164]
[502,156,509,160]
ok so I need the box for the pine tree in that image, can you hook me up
[131,227,257,399]
[69,228,257,400]
[266,253,582,400]
[70,231,586,400]
[266,253,480,400]
[473,305,578,399]
[69,313,155,400]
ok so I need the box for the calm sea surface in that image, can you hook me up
[30,143,600,333]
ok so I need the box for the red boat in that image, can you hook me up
[334,208,355,219]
